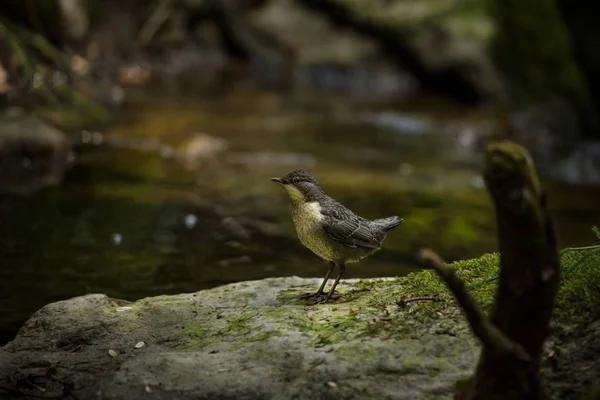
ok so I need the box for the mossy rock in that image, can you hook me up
[0,249,599,399]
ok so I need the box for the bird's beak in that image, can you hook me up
[270,177,283,184]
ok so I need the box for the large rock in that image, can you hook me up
[1,250,598,399]
[0,277,479,399]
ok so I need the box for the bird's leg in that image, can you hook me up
[301,261,335,299]
[316,261,336,295]
[321,264,346,303]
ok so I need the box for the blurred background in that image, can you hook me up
[1,0,599,345]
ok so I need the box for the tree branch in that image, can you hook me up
[418,248,530,362]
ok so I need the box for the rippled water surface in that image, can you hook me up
[1,86,599,344]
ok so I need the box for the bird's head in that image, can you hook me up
[271,169,323,202]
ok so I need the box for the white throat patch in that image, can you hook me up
[284,184,306,203]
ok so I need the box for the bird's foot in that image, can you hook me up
[300,292,340,304]
[314,296,330,304]
[300,292,325,300]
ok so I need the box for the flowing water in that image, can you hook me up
[1,85,599,344]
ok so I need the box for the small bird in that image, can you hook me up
[271,169,403,303]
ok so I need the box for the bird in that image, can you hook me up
[271,169,403,303]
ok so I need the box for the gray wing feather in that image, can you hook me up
[320,204,380,249]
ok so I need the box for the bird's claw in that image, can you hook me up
[323,293,341,302]
[300,292,340,304]
[300,292,325,300]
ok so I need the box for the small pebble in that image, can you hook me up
[108,349,118,357]
[327,381,338,388]
[134,341,146,349]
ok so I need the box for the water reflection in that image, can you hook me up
[1,87,599,345]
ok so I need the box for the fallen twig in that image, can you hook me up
[395,296,444,309]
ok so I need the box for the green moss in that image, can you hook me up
[276,289,315,305]
[182,321,209,347]
[309,313,369,347]
[251,345,282,360]
[277,246,598,344]
[250,330,283,343]
[556,250,600,325]
[222,313,261,336]
[485,141,542,199]
[335,343,380,364]
[129,246,599,353]
[390,249,600,326]
[178,306,288,350]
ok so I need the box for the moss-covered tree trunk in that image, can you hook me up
[420,141,561,399]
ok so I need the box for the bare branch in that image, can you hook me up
[418,248,531,362]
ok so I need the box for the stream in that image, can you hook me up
[1,84,599,345]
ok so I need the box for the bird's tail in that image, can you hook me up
[374,216,404,231]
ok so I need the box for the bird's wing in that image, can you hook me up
[320,204,380,249]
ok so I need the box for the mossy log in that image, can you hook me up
[420,140,560,399]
